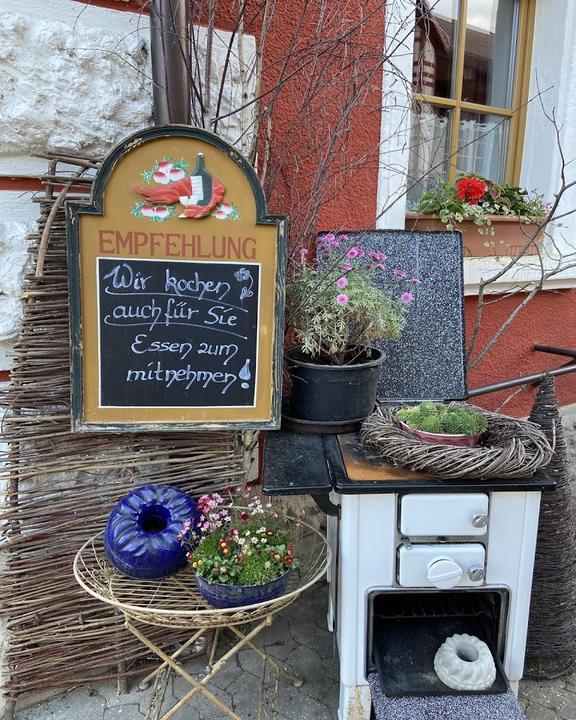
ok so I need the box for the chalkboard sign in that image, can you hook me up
[67,126,286,431]
[98,258,260,408]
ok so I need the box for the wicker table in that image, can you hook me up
[73,521,330,720]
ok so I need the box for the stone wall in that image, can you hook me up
[0,0,256,370]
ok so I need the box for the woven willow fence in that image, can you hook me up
[0,156,252,712]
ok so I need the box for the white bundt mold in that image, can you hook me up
[434,633,496,691]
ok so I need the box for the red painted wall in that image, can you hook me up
[465,289,576,416]
[257,0,385,238]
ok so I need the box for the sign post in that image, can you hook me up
[67,126,286,432]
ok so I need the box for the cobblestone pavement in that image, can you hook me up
[15,583,576,720]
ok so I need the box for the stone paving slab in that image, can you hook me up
[15,583,576,720]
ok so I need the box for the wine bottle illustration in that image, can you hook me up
[239,359,251,389]
[189,153,212,207]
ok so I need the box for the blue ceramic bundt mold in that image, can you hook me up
[104,485,198,579]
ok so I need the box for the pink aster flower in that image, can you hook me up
[336,293,349,306]
[340,262,353,271]
[370,251,388,262]
[400,292,414,303]
[393,268,407,278]
[299,248,308,263]
[337,234,349,243]
[320,233,340,249]
[336,276,348,289]
[408,277,422,284]
[346,248,360,259]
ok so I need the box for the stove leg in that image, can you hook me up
[338,683,371,720]
[509,680,519,697]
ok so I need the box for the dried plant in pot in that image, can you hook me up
[284,234,421,425]
[395,402,488,448]
[407,175,548,258]
[180,492,299,609]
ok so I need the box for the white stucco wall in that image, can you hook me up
[0,0,256,371]
[0,0,154,373]
[0,0,153,173]
[0,214,34,370]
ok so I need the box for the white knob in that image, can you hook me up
[427,558,463,589]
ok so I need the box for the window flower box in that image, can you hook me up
[405,212,545,258]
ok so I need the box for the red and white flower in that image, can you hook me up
[153,161,186,185]
[140,204,170,220]
[213,202,234,219]
[152,205,170,219]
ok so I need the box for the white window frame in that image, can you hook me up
[377,0,576,295]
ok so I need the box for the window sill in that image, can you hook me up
[463,255,576,296]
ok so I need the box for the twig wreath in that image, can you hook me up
[361,406,554,480]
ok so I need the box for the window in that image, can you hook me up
[407,0,535,205]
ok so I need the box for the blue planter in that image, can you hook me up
[104,485,199,580]
[196,571,291,609]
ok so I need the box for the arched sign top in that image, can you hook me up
[87,125,275,226]
[67,126,287,432]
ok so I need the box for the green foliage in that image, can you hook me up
[396,402,488,437]
[190,520,296,586]
[420,415,443,434]
[414,175,547,234]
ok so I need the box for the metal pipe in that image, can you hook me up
[149,0,191,125]
[533,344,576,359]
[467,363,576,398]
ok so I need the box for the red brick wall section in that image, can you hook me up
[71,0,146,13]
[70,1,264,35]
[258,0,386,236]
[465,289,576,416]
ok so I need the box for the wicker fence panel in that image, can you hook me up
[0,158,251,705]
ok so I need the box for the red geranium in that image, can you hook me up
[456,177,487,205]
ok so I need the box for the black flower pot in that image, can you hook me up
[285,346,383,425]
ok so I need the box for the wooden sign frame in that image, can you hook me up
[67,126,287,432]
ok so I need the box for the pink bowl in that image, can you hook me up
[398,421,480,447]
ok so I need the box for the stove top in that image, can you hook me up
[262,430,556,497]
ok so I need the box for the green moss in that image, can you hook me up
[396,402,488,436]
[420,415,443,433]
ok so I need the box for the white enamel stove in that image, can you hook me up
[328,486,542,720]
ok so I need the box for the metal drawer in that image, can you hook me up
[400,493,489,537]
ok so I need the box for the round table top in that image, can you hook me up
[73,519,330,629]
